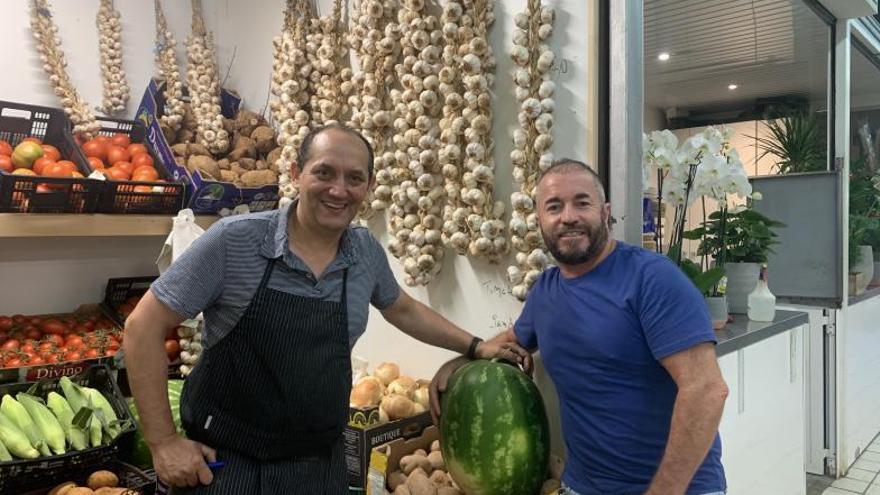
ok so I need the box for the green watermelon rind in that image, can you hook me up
[127,379,185,469]
[440,360,550,495]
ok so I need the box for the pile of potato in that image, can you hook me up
[385,440,460,495]
[166,106,281,188]
[46,469,140,494]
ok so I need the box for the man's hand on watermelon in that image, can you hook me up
[429,328,534,423]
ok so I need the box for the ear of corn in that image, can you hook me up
[82,386,120,441]
[1,395,49,456]
[17,392,66,455]
[0,427,12,461]
[59,377,101,447]
[0,410,39,459]
[46,392,88,451]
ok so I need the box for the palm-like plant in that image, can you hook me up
[754,113,827,174]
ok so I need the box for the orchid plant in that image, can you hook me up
[643,126,753,296]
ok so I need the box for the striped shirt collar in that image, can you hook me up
[259,200,358,270]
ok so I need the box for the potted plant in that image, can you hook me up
[849,157,880,291]
[849,214,878,293]
[683,196,785,313]
[754,111,827,174]
[644,126,753,328]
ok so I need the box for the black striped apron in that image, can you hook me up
[173,257,351,494]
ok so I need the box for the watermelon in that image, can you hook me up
[127,379,185,469]
[440,360,550,495]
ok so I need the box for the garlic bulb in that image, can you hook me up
[389,0,445,286]
[177,321,204,376]
[30,0,101,137]
[307,0,352,126]
[186,0,229,154]
[507,0,556,301]
[154,0,185,133]
[349,0,401,217]
[95,0,129,115]
[273,0,312,201]
[438,0,507,263]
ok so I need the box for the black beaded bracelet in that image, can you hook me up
[467,336,483,360]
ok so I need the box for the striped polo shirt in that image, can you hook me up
[150,201,401,350]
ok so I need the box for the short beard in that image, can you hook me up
[542,215,610,266]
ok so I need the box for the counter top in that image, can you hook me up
[715,310,809,356]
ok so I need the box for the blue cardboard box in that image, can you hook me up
[135,79,279,214]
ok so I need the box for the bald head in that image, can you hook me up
[536,159,606,203]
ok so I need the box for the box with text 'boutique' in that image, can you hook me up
[345,406,433,491]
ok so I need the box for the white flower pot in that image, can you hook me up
[724,262,760,314]
[852,246,874,293]
[705,295,728,330]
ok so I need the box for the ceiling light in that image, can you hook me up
[658,52,670,61]
[728,84,738,90]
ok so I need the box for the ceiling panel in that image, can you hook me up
[644,0,832,112]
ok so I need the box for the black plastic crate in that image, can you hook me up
[0,365,138,493]
[0,100,102,213]
[102,276,158,326]
[19,460,156,495]
[80,116,186,215]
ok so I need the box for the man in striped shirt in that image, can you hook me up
[124,124,529,494]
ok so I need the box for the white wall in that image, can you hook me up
[0,0,193,118]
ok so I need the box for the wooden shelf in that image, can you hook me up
[0,213,219,238]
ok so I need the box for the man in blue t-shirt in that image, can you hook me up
[431,159,728,495]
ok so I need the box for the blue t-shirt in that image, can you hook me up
[514,242,726,495]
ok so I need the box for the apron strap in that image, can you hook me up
[256,257,279,293]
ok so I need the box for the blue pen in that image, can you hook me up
[208,461,227,470]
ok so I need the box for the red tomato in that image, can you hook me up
[41,145,61,161]
[5,357,22,368]
[82,140,107,161]
[164,339,181,361]
[131,153,154,169]
[106,145,130,166]
[2,340,19,351]
[45,334,65,346]
[25,328,41,340]
[0,155,12,173]
[84,348,101,359]
[110,133,131,148]
[82,321,95,331]
[0,140,11,156]
[29,317,42,325]
[40,319,67,335]
[21,343,35,354]
[87,157,105,171]
[39,341,55,352]
[43,354,60,364]
[132,166,159,182]
[12,315,26,324]
[128,143,148,156]
[115,161,134,175]
[32,156,55,175]
[105,349,117,358]
[0,316,12,331]
[103,167,130,181]
[63,351,82,362]
[28,356,44,366]
[66,335,84,348]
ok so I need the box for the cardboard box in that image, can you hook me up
[365,425,439,495]
[135,79,279,214]
[345,407,434,491]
